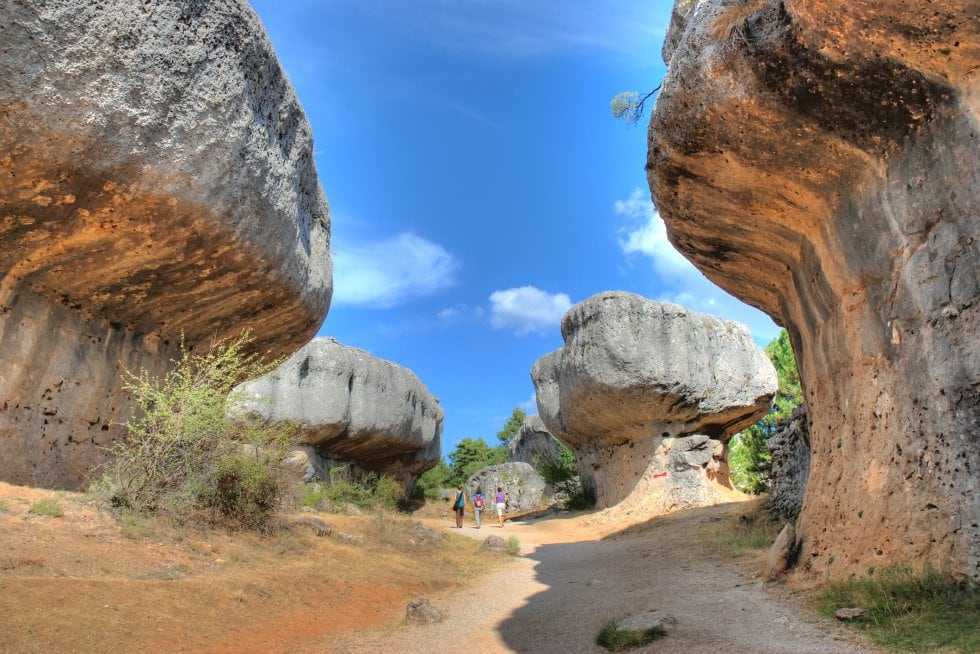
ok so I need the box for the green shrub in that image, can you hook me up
[206,451,283,529]
[94,332,293,530]
[321,466,402,512]
[29,498,64,517]
[299,481,330,509]
[0,498,8,512]
[505,535,521,556]
[533,444,596,511]
[815,565,979,653]
[596,619,666,651]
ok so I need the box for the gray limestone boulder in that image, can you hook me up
[235,338,442,491]
[508,414,562,465]
[0,0,331,489]
[767,406,810,521]
[649,0,979,579]
[532,292,776,509]
[465,462,550,513]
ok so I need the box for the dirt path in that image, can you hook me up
[325,503,879,654]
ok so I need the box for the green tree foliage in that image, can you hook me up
[447,437,507,486]
[414,457,452,500]
[496,407,526,444]
[610,86,661,126]
[729,329,804,494]
[94,332,294,529]
[533,442,595,510]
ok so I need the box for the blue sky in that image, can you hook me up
[247,0,779,455]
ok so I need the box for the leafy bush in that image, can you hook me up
[94,332,294,529]
[505,535,521,556]
[321,466,402,512]
[815,565,979,653]
[413,458,451,500]
[596,619,666,651]
[533,443,595,510]
[29,498,64,517]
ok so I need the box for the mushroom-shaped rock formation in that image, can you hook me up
[0,0,331,489]
[235,338,442,491]
[648,0,978,578]
[508,414,562,465]
[531,292,776,510]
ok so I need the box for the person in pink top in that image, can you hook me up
[494,487,506,527]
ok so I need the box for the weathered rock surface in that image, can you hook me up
[465,462,550,513]
[763,522,798,580]
[767,406,810,521]
[235,338,442,490]
[406,598,444,625]
[508,414,562,465]
[0,1,331,489]
[648,0,978,578]
[532,292,776,509]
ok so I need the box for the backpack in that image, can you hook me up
[474,496,484,509]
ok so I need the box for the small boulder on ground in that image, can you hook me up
[293,517,333,537]
[763,522,798,580]
[481,535,508,552]
[406,598,444,625]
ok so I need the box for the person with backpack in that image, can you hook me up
[472,488,486,528]
[452,485,466,528]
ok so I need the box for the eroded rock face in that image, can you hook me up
[236,338,442,491]
[508,414,562,465]
[649,0,978,578]
[531,292,776,509]
[465,462,550,513]
[767,406,811,521]
[0,0,331,488]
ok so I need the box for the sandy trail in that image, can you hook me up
[324,503,878,654]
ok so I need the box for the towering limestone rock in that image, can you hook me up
[508,414,562,466]
[531,292,776,511]
[0,1,332,488]
[235,338,442,491]
[648,0,978,578]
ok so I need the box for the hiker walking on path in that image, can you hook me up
[494,487,506,527]
[452,486,466,528]
[472,489,486,528]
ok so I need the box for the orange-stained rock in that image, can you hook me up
[649,0,978,579]
[0,1,331,488]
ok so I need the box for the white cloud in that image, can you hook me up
[489,286,572,336]
[438,303,485,322]
[332,233,458,308]
[519,392,538,414]
[616,188,697,278]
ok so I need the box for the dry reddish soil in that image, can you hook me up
[0,484,880,653]
[0,482,497,653]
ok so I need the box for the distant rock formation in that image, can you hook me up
[648,0,978,578]
[531,292,776,510]
[508,414,562,465]
[465,462,550,513]
[235,338,442,491]
[767,406,810,521]
[0,0,331,489]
